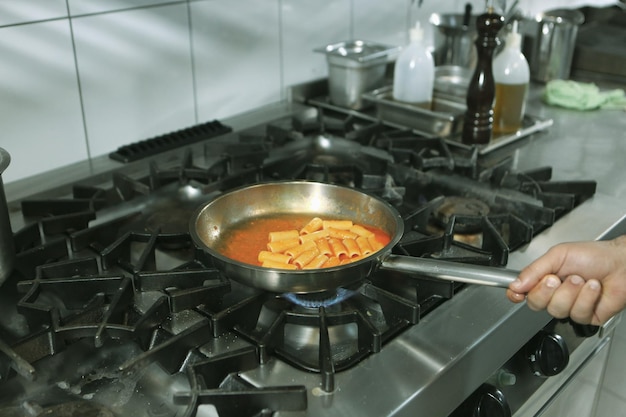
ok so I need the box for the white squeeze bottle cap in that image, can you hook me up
[409,21,424,42]
[506,20,521,50]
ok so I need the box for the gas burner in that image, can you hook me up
[119,185,211,237]
[233,284,424,382]
[266,133,395,191]
[433,196,490,226]
[433,196,491,233]
[282,288,356,309]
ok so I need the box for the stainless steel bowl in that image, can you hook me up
[434,65,472,100]
[430,13,478,69]
[521,9,585,82]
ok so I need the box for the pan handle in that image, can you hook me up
[379,254,519,288]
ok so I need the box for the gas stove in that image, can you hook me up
[0,97,624,417]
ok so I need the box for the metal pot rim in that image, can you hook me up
[0,147,10,174]
[533,8,585,26]
[429,12,477,32]
[314,40,400,63]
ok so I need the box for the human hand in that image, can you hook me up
[507,235,626,325]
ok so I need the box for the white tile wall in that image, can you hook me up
[0,19,87,182]
[0,0,67,26]
[71,4,196,157]
[352,0,411,48]
[191,0,282,121]
[67,0,176,16]
[0,0,619,184]
[281,0,351,88]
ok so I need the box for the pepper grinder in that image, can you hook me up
[461,6,504,145]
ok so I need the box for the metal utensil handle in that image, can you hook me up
[380,254,519,288]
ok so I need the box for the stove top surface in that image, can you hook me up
[1,102,624,417]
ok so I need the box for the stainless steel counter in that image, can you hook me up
[514,79,626,200]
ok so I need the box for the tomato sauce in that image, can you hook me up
[216,214,391,267]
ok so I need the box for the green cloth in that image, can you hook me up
[543,80,626,111]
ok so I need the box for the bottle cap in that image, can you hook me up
[506,20,521,50]
[409,21,424,42]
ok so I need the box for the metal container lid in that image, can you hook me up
[315,40,400,64]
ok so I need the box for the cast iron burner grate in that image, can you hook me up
[0,108,598,416]
[2,229,308,416]
[224,282,426,393]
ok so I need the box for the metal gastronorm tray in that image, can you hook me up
[306,85,553,158]
[362,86,465,138]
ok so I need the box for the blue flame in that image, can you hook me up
[282,288,355,308]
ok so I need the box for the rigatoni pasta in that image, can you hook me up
[322,219,353,230]
[356,236,373,255]
[299,229,329,243]
[326,228,358,240]
[267,237,300,253]
[268,230,299,242]
[215,214,391,269]
[350,224,375,238]
[300,217,323,235]
[315,238,332,256]
[342,238,360,258]
[284,240,316,258]
[327,238,348,258]
[258,217,390,270]
[258,251,292,264]
[302,254,329,270]
[322,256,341,268]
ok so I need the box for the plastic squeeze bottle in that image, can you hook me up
[392,21,435,109]
[492,20,530,134]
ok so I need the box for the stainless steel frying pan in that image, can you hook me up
[189,181,519,293]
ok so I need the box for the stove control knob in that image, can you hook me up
[527,331,570,377]
[449,384,511,417]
